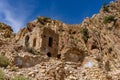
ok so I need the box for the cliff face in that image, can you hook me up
[15,16,86,61]
[0,0,120,80]
[0,22,13,39]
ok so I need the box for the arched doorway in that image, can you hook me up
[25,35,29,47]
[33,38,36,47]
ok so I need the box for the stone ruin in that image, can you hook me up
[40,27,59,57]
[18,26,59,57]
[16,17,87,62]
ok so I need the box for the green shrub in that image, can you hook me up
[103,6,109,12]
[0,55,9,67]
[81,28,89,43]
[102,2,109,12]
[0,70,5,80]
[12,75,31,80]
[103,15,115,23]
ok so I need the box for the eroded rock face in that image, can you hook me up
[1,0,120,80]
[62,47,86,62]
[0,22,13,38]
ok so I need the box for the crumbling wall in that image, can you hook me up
[20,27,42,51]
[41,27,59,57]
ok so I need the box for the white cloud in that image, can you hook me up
[0,0,32,33]
[2,9,23,32]
[0,0,64,33]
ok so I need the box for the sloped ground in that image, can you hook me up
[0,0,120,80]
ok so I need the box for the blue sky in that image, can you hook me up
[0,0,115,32]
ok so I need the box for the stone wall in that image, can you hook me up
[41,27,59,57]
[22,27,42,51]
[17,26,59,57]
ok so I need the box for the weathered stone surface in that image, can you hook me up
[0,0,120,80]
[62,47,85,62]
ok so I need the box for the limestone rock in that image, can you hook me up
[0,0,120,80]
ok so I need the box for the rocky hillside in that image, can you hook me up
[0,0,120,80]
[0,22,13,38]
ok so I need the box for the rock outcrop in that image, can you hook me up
[0,0,120,80]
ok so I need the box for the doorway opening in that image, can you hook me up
[48,37,53,47]
[25,35,29,47]
[33,38,36,47]
[47,52,51,57]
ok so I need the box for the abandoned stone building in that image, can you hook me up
[17,26,59,57]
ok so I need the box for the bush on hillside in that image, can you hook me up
[81,28,89,43]
[103,15,115,23]
[0,55,9,67]
[103,6,109,12]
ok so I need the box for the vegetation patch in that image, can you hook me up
[12,75,31,80]
[103,6,109,12]
[0,55,9,67]
[0,70,5,80]
[103,15,115,23]
[81,28,89,43]
[102,4,109,12]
